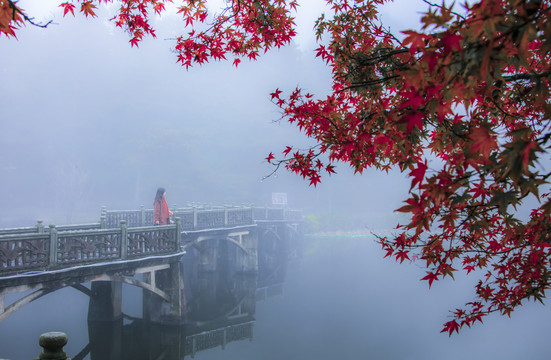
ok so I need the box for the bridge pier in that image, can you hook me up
[88,281,122,322]
[143,261,186,325]
[198,240,218,272]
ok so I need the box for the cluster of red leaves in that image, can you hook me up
[174,0,297,68]
[2,0,297,65]
[57,0,296,63]
[270,0,551,335]
[58,0,170,46]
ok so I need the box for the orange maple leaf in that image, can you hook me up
[469,126,497,160]
[81,1,97,18]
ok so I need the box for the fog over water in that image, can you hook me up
[1,236,551,359]
[1,1,550,359]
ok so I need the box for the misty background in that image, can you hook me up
[0,0,423,229]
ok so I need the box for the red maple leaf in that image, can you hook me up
[283,146,292,157]
[129,36,140,48]
[421,271,439,288]
[441,32,463,53]
[401,112,424,133]
[271,89,282,100]
[441,320,460,336]
[309,172,321,187]
[59,3,76,16]
[402,30,431,54]
[395,250,410,263]
[409,160,427,190]
[266,152,275,163]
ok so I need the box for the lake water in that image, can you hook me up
[1,235,550,359]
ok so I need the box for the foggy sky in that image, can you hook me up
[0,0,428,227]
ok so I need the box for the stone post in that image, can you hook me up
[120,220,127,259]
[140,205,145,226]
[224,205,228,226]
[49,225,58,266]
[35,332,69,360]
[244,232,258,272]
[175,217,182,250]
[36,220,45,234]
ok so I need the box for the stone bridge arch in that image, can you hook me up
[181,226,258,274]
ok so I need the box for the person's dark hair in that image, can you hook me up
[154,187,166,204]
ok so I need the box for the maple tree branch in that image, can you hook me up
[421,0,467,21]
[209,0,241,36]
[345,74,401,92]
[362,13,403,46]
[503,71,551,82]
[7,0,53,28]
[262,145,325,181]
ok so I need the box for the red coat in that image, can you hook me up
[154,198,170,225]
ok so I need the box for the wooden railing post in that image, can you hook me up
[49,225,58,266]
[120,220,127,259]
[37,220,44,234]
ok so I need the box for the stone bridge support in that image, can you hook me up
[85,256,186,325]
[256,220,303,260]
[142,261,186,325]
[88,282,122,322]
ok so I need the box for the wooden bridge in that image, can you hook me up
[0,205,302,325]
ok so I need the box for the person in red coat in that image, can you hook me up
[154,187,173,225]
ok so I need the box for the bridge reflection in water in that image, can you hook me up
[79,235,290,360]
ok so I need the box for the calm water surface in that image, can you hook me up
[1,235,550,359]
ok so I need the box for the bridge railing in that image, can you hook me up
[252,207,303,221]
[104,205,302,230]
[0,220,182,276]
[0,220,106,237]
[105,206,260,231]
